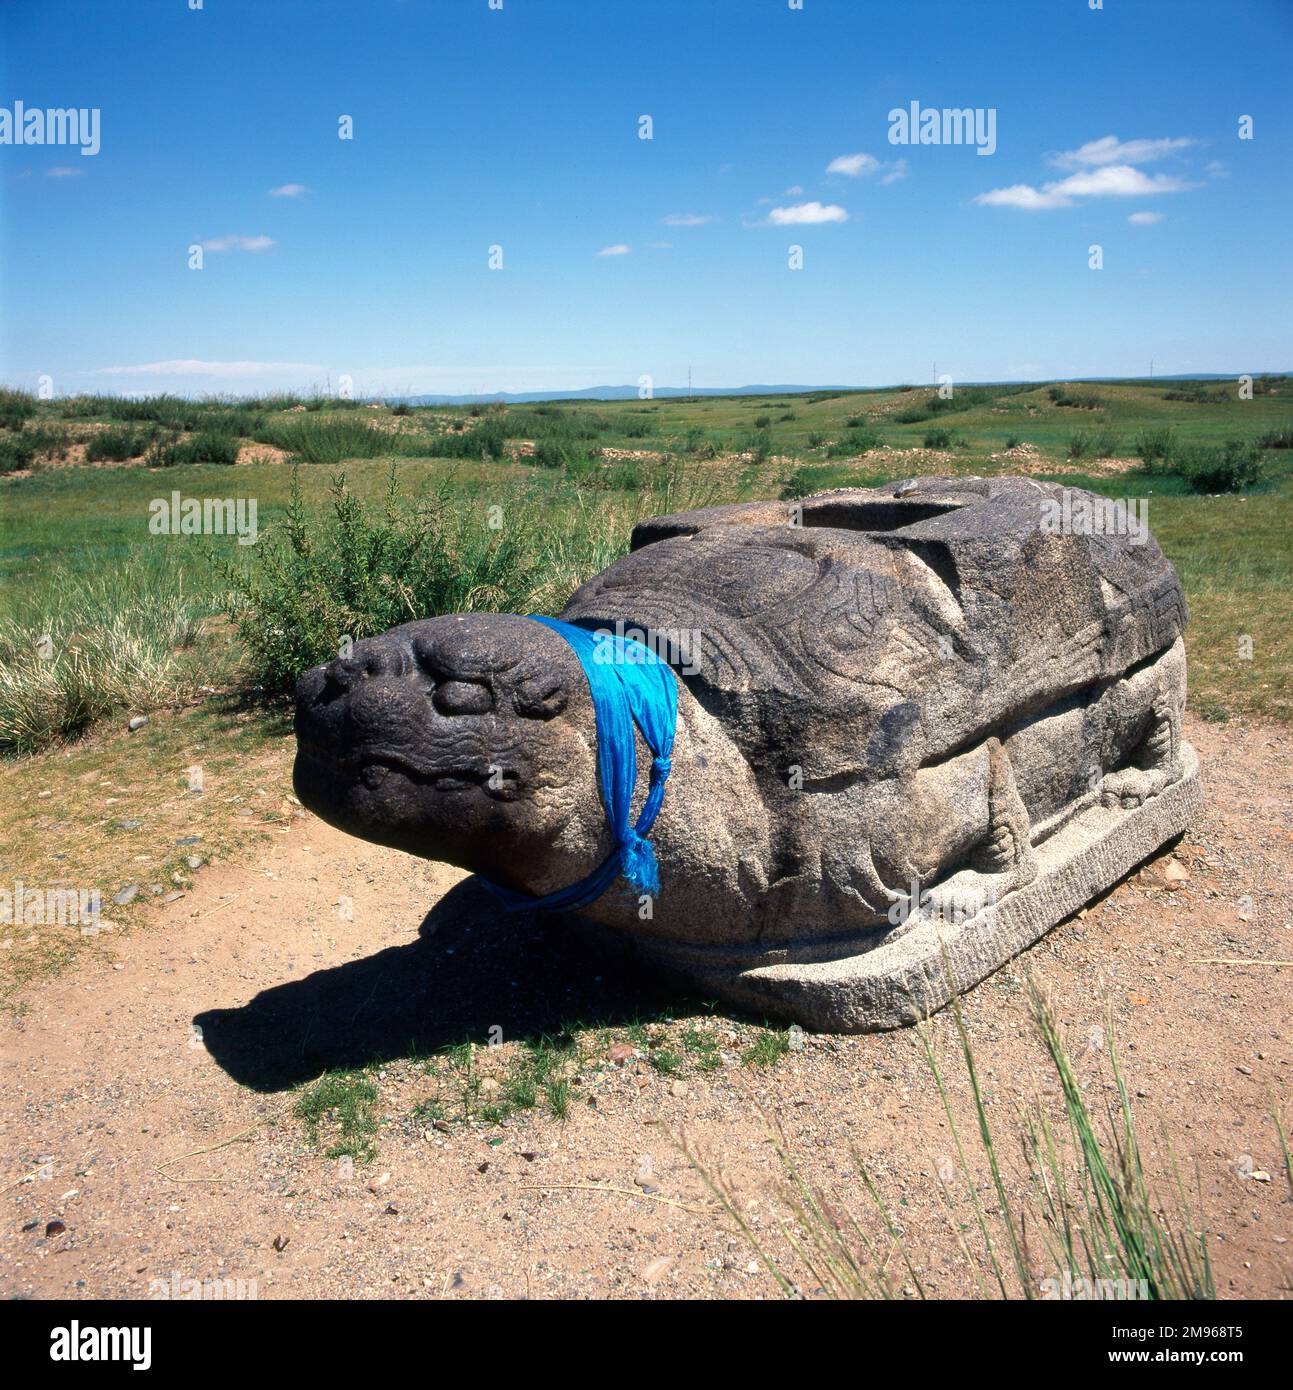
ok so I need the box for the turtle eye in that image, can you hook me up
[513,674,567,720]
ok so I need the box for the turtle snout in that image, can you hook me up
[321,633,407,694]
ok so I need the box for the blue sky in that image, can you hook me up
[2,0,1289,397]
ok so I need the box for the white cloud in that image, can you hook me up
[46,166,85,178]
[649,240,673,249]
[827,153,880,177]
[766,201,848,225]
[881,159,909,184]
[90,359,321,378]
[975,164,1193,211]
[784,184,803,196]
[268,183,308,198]
[1128,211,1165,225]
[1049,135,1196,169]
[596,243,631,256]
[662,212,712,226]
[201,234,276,253]
[1053,165,1191,197]
[973,183,1075,211]
[1205,160,1228,178]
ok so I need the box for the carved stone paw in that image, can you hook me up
[1100,767,1168,810]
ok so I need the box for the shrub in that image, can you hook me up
[147,432,241,466]
[86,426,155,461]
[257,416,389,464]
[807,432,826,448]
[682,426,717,457]
[532,438,596,471]
[1049,385,1103,409]
[779,466,820,500]
[100,394,205,430]
[1134,426,1176,471]
[923,428,953,449]
[1090,428,1120,458]
[744,429,773,464]
[0,389,38,431]
[24,424,72,461]
[220,466,556,696]
[1255,425,1293,449]
[1162,386,1223,403]
[0,432,36,473]
[1178,440,1265,494]
[430,418,507,460]
[826,426,883,458]
[1004,434,1021,450]
[1067,430,1093,460]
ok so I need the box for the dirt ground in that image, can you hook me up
[2,715,1290,1300]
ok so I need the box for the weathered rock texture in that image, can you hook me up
[293,477,1201,1030]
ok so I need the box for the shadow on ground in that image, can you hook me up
[196,878,705,1091]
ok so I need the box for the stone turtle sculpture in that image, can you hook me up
[293,476,1201,1030]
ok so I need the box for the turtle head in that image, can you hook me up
[292,613,597,879]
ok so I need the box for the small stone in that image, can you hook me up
[272,1234,289,1252]
[45,1219,67,1238]
[176,836,201,846]
[127,716,148,732]
[116,820,141,831]
[112,885,140,906]
[162,892,184,904]
[608,1043,635,1065]
[368,1172,390,1192]
[185,856,203,871]
[1237,1064,1253,1076]
[670,1080,689,1099]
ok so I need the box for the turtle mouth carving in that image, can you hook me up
[298,743,524,802]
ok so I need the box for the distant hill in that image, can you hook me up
[397,385,854,405]
[394,374,1289,406]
